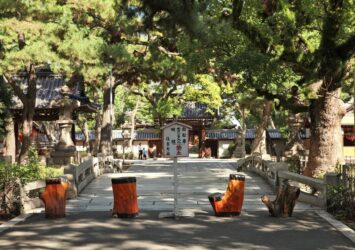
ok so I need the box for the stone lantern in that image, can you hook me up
[121,128,131,164]
[51,85,80,165]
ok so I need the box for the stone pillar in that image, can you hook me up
[51,85,79,165]
[199,126,206,158]
[325,172,340,186]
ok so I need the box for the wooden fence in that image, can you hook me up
[339,164,355,197]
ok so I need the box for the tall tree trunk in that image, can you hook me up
[100,84,115,155]
[94,110,102,155]
[83,121,89,151]
[251,101,273,154]
[4,117,16,163]
[233,106,246,158]
[304,89,346,177]
[18,102,35,163]
[129,99,140,151]
[269,117,276,129]
[91,88,101,155]
[17,65,36,164]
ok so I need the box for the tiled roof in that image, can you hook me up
[136,129,161,139]
[75,129,162,141]
[40,127,293,144]
[206,129,282,140]
[74,128,286,141]
[10,71,99,111]
[180,102,216,118]
[206,130,236,139]
[11,73,77,109]
[245,129,283,139]
[207,129,283,140]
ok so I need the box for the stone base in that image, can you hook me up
[233,147,246,158]
[51,150,76,165]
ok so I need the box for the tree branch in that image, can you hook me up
[3,75,26,103]
[231,0,270,52]
[255,87,308,113]
[336,34,355,61]
[27,64,36,101]
[130,90,145,98]
[163,85,177,99]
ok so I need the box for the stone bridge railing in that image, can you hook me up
[21,156,107,212]
[236,155,333,208]
[64,156,105,194]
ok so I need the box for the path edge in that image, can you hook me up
[0,208,43,234]
[316,210,355,244]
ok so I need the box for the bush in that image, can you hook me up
[286,155,301,174]
[0,148,63,217]
[127,152,134,159]
[114,152,122,159]
[190,145,199,154]
[0,148,63,185]
[327,184,354,221]
[227,143,236,156]
[245,143,251,154]
[113,152,134,160]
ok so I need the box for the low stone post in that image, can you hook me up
[324,172,340,208]
[63,165,78,198]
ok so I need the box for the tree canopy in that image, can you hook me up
[0,0,354,175]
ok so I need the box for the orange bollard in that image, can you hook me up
[208,174,245,216]
[112,177,138,218]
[40,178,69,218]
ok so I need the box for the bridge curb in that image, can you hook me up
[316,210,355,244]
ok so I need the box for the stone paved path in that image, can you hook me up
[67,158,315,214]
[1,159,354,249]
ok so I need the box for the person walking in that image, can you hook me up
[142,147,147,160]
[153,144,157,159]
[138,143,143,160]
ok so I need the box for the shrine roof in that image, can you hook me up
[75,129,162,141]
[11,72,66,109]
[206,129,236,140]
[181,102,216,118]
[246,129,283,140]
[10,70,99,112]
[207,129,284,140]
[164,102,217,123]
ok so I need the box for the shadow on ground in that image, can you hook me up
[0,211,353,250]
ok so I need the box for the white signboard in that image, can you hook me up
[163,122,191,157]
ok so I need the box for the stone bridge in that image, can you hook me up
[66,158,315,214]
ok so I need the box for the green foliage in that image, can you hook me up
[189,145,199,154]
[227,143,236,157]
[185,74,222,113]
[327,184,354,221]
[245,143,251,155]
[0,78,12,137]
[114,152,134,160]
[286,155,302,174]
[0,147,63,185]
[0,147,62,217]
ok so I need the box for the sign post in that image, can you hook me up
[173,157,178,217]
[160,122,192,219]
